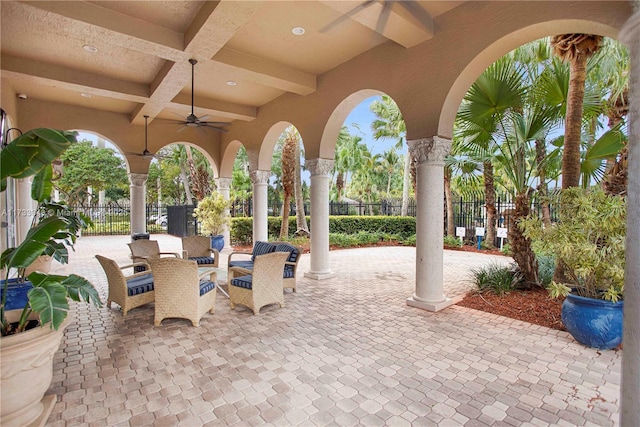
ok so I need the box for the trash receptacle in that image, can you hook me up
[131,233,150,271]
[131,232,150,242]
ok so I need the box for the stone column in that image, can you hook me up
[216,177,232,248]
[406,137,453,312]
[16,177,36,244]
[129,173,147,235]
[304,158,336,280]
[250,170,270,243]
[619,12,640,427]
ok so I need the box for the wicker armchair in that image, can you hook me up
[228,241,302,291]
[128,239,181,271]
[181,235,219,267]
[229,251,289,315]
[96,255,155,316]
[148,257,217,326]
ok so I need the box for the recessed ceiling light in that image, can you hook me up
[81,93,92,98]
[291,27,305,36]
[83,45,98,53]
[226,81,237,86]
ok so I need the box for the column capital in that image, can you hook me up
[306,158,334,176]
[407,137,451,164]
[249,170,270,184]
[128,173,148,186]
[216,177,232,191]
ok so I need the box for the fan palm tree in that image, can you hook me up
[456,56,544,284]
[550,34,603,189]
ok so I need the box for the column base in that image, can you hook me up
[406,295,455,312]
[304,271,336,280]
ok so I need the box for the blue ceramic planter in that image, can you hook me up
[562,293,623,350]
[0,279,33,310]
[210,235,224,252]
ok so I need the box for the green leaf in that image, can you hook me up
[31,164,54,203]
[28,282,68,330]
[0,129,75,181]
[583,125,626,160]
[61,274,102,307]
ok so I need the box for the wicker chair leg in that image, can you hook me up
[107,300,112,308]
[209,308,215,314]
[191,320,199,327]
[253,308,259,315]
[230,302,236,309]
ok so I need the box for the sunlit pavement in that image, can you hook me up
[45,234,621,426]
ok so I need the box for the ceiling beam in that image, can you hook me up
[320,1,434,48]
[12,1,309,124]
[213,48,316,95]
[1,55,149,102]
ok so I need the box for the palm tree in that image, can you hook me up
[370,96,411,215]
[279,127,296,239]
[550,34,603,189]
[294,135,309,235]
[456,57,544,285]
[333,127,366,202]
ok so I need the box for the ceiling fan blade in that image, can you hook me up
[198,114,211,121]
[376,1,391,36]
[177,125,189,133]
[320,0,376,33]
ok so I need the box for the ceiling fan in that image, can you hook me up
[126,115,157,158]
[159,59,231,133]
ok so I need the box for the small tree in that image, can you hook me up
[193,193,230,235]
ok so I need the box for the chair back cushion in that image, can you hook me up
[126,274,154,296]
[251,241,276,261]
[199,280,216,296]
[230,275,253,290]
[274,243,300,263]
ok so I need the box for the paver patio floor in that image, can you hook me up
[45,235,621,426]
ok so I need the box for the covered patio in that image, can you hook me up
[1,1,639,424]
[48,235,620,426]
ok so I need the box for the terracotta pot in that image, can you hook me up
[0,310,72,427]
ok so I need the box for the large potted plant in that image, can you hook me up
[0,128,102,426]
[521,187,625,350]
[193,192,230,252]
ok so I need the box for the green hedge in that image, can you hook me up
[230,216,416,245]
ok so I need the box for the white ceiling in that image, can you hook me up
[1,1,462,128]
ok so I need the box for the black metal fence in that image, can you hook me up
[76,194,554,238]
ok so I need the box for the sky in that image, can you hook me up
[343,95,398,156]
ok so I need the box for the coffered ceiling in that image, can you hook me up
[1,1,462,131]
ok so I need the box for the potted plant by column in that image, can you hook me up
[1,128,102,426]
[193,192,230,252]
[521,187,625,350]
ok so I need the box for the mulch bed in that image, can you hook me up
[457,287,566,331]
